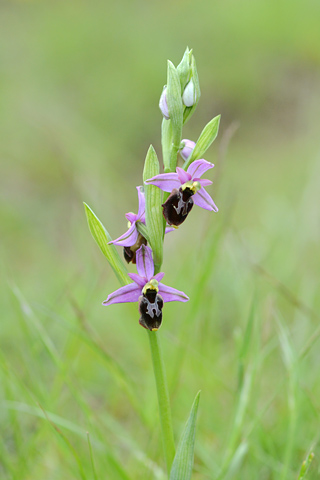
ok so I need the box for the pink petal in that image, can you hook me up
[187,159,214,179]
[159,87,169,119]
[128,272,147,287]
[176,167,192,184]
[153,272,165,282]
[198,178,213,187]
[136,186,145,219]
[165,226,175,234]
[158,283,189,303]
[102,283,141,306]
[180,139,196,161]
[193,187,218,212]
[125,212,137,223]
[109,222,139,247]
[144,173,180,192]
[136,245,154,281]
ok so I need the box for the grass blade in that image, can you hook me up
[297,452,314,480]
[87,432,98,480]
[169,391,201,480]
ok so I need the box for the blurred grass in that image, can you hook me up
[1,0,320,478]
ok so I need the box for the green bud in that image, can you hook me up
[177,46,192,91]
[182,79,197,107]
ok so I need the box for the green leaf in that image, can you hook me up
[169,391,201,480]
[143,146,163,273]
[83,203,129,286]
[183,115,221,169]
[167,61,183,171]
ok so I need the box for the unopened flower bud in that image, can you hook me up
[182,80,197,107]
[159,87,169,119]
[180,139,196,161]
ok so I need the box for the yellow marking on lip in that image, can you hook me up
[152,328,158,331]
[181,180,201,194]
[142,279,159,295]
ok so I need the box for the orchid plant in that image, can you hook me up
[84,47,220,479]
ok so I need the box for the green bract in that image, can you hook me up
[135,221,151,245]
[142,145,164,274]
[167,61,184,172]
[183,114,221,170]
[83,203,129,286]
[162,117,173,173]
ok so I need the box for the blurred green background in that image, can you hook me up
[1,0,320,478]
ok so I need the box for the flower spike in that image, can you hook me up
[145,159,218,226]
[103,245,189,330]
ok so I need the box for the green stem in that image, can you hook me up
[148,330,175,474]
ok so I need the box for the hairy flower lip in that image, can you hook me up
[162,188,194,226]
[139,291,164,331]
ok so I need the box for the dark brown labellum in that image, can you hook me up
[138,290,164,330]
[123,233,147,264]
[162,187,194,226]
[123,246,135,263]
